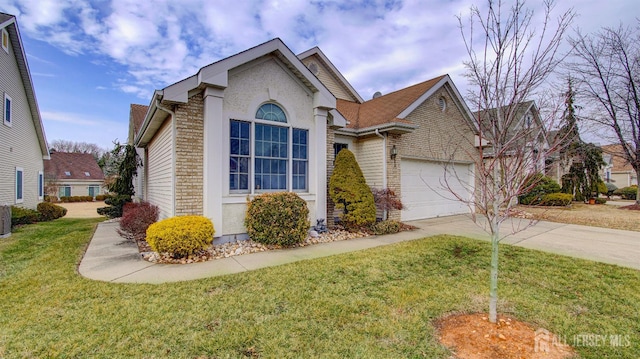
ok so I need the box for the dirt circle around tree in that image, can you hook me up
[436,313,576,359]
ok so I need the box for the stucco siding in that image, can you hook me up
[146,118,174,219]
[301,55,358,102]
[356,137,384,188]
[0,31,44,208]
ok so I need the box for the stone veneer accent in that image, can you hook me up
[173,92,204,215]
[326,126,336,227]
[386,134,402,221]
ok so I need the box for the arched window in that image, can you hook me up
[229,103,308,192]
[256,103,287,123]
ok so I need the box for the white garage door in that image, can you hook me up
[401,159,473,221]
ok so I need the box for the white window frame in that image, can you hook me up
[59,186,71,198]
[4,93,12,127]
[15,167,23,203]
[1,28,8,54]
[228,120,310,194]
[38,171,44,199]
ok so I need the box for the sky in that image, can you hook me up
[0,0,636,150]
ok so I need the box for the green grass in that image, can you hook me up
[1,219,639,358]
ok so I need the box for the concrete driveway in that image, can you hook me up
[406,215,640,270]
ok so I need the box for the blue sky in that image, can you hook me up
[0,0,636,150]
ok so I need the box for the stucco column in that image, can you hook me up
[203,87,225,237]
[314,108,328,224]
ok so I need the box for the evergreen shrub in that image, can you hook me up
[371,220,403,235]
[518,173,561,205]
[245,192,309,246]
[37,202,67,221]
[97,195,132,218]
[329,149,376,229]
[613,185,638,200]
[146,216,214,257]
[538,193,573,206]
[10,206,39,227]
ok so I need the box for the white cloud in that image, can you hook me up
[4,0,638,105]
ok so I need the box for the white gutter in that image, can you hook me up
[375,129,388,220]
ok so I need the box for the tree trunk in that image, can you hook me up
[636,169,640,205]
[489,221,499,323]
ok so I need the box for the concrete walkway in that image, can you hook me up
[78,215,640,284]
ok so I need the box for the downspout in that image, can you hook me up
[156,100,177,217]
[375,129,388,220]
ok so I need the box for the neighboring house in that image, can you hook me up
[601,144,638,187]
[128,103,148,200]
[474,101,548,175]
[131,38,478,239]
[0,13,49,209]
[44,152,105,199]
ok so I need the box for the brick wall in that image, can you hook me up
[386,134,402,221]
[400,87,475,163]
[326,126,335,227]
[173,93,204,215]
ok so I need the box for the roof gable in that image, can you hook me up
[44,152,104,181]
[136,38,340,147]
[0,13,49,159]
[601,144,634,172]
[298,47,364,103]
[128,103,148,143]
[335,75,475,135]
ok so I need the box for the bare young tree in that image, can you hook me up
[457,0,574,323]
[568,23,640,204]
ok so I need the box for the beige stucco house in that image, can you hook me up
[601,144,638,187]
[0,13,49,210]
[132,38,478,239]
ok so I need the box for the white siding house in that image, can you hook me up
[0,13,49,210]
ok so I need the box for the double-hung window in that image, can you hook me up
[15,167,23,203]
[4,93,11,127]
[229,103,308,193]
[38,171,44,199]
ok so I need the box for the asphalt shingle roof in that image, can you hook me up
[337,75,446,129]
[44,152,104,181]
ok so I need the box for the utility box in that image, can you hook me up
[0,205,11,237]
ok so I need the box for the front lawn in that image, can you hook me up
[1,219,638,358]
[517,202,640,232]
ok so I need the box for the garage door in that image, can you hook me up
[401,159,473,221]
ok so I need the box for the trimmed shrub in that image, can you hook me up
[245,192,309,246]
[146,216,214,257]
[95,194,107,201]
[518,173,561,205]
[11,206,39,227]
[37,202,67,221]
[605,182,618,197]
[613,185,638,200]
[118,202,159,241]
[329,149,376,229]
[594,197,607,204]
[371,220,403,235]
[97,195,132,218]
[538,193,573,206]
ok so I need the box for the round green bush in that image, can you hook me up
[518,173,561,205]
[146,216,214,257]
[37,202,67,221]
[329,149,376,229]
[245,192,309,246]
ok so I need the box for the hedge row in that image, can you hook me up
[10,203,67,227]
